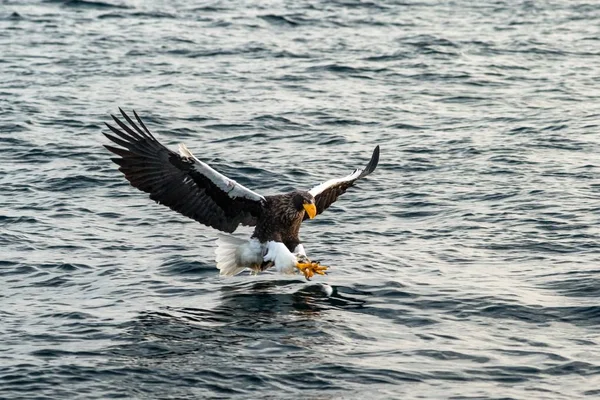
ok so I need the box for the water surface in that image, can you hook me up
[2,0,600,398]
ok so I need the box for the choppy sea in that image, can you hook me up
[2,0,600,398]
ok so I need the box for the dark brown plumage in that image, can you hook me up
[253,191,314,252]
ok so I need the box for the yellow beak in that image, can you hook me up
[303,203,317,219]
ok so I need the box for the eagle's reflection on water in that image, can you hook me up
[168,279,366,331]
[116,280,367,359]
[215,279,365,317]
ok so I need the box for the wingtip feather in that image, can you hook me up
[132,109,155,138]
[359,145,380,178]
[104,144,133,158]
[118,107,130,124]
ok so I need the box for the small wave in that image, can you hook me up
[7,11,23,20]
[363,52,409,62]
[539,271,600,298]
[388,123,424,130]
[0,265,37,277]
[0,123,30,134]
[436,95,488,104]
[317,136,348,145]
[187,6,229,12]
[165,45,268,58]
[204,123,255,132]
[40,311,95,320]
[31,348,102,358]
[130,11,176,19]
[260,14,301,26]
[43,175,103,191]
[403,34,459,48]
[32,276,71,287]
[252,115,299,125]
[98,11,176,19]
[159,257,215,276]
[0,216,40,225]
[45,0,131,9]
[306,63,388,75]
[271,50,311,59]
[331,0,390,10]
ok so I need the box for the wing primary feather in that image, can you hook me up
[103,131,158,158]
[111,114,145,141]
[119,108,149,139]
[103,144,134,158]
[133,109,155,139]
[105,122,137,142]
[103,132,138,151]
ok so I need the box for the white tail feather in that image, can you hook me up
[215,234,263,276]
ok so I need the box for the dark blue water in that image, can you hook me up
[2,1,600,398]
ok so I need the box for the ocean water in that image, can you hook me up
[2,0,600,398]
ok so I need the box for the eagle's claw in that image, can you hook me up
[296,261,328,280]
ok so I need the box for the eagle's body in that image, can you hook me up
[103,109,379,279]
[254,192,308,249]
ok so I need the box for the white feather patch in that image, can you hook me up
[263,241,298,274]
[308,168,363,197]
[215,234,263,276]
[293,244,306,256]
[178,143,265,201]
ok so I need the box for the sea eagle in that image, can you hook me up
[103,109,379,279]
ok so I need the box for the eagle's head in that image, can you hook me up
[292,191,317,219]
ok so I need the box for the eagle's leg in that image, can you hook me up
[263,241,327,279]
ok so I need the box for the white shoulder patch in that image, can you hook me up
[309,168,362,197]
[178,143,265,202]
[178,143,194,159]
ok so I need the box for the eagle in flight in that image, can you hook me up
[103,109,379,279]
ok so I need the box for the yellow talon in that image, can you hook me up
[296,262,328,280]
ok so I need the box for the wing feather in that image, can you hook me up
[306,146,379,220]
[103,109,265,233]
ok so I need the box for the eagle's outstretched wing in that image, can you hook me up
[306,146,379,220]
[103,108,264,233]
